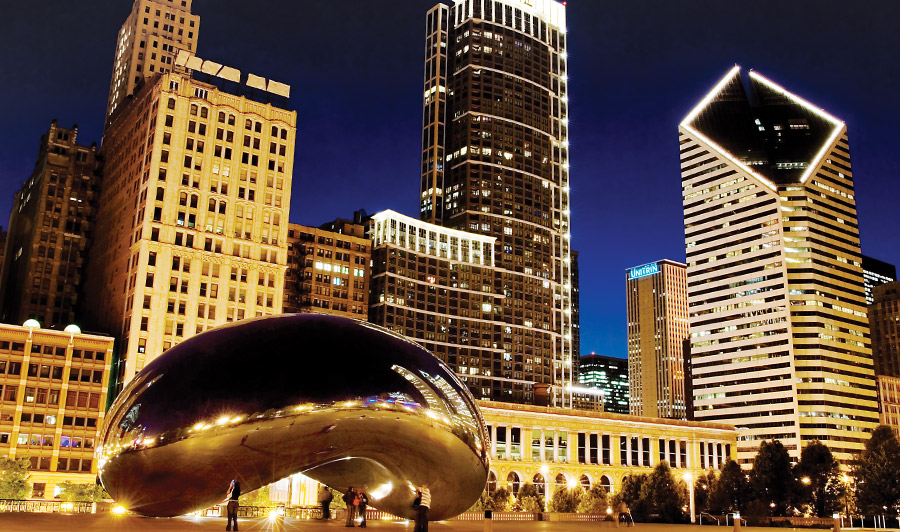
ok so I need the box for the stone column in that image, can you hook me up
[490,424,497,460]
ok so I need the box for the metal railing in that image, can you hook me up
[0,500,101,513]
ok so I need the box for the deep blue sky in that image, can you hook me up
[1,1,898,359]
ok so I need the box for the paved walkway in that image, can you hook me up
[0,514,898,532]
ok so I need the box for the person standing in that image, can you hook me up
[319,484,333,520]
[343,487,356,527]
[357,489,369,528]
[415,485,431,532]
[225,479,241,532]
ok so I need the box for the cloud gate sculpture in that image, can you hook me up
[97,315,489,519]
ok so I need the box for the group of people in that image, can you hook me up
[341,486,370,527]
[223,478,432,531]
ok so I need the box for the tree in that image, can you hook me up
[694,471,716,513]
[56,481,109,502]
[795,440,843,517]
[515,482,544,513]
[328,487,346,510]
[854,425,900,515]
[491,487,512,511]
[577,485,609,514]
[749,440,795,516]
[549,486,581,512]
[613,473,648,520]
[708,460,750,514]
[0,458,31,500]
[639,461,685,522]
[240,486,273,507]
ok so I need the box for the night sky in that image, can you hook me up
[1,1,898,359]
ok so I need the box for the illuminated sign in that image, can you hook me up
[628,263,660,280]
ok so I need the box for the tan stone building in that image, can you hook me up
[0,322,113,499]
[877,376,900,437]
[0,121,101,328]
[479,401,736,497]
[106,0,200,121]
[284,220,371,318]
[626,260,689,419]
[84,57,294,387]
[869,281,900,378]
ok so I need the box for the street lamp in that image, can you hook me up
[683,472,695,524]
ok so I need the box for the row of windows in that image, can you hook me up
[0,342,105,361]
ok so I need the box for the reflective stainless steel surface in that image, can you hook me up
[97,315,489,518]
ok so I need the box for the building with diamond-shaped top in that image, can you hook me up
[679,66,878,466]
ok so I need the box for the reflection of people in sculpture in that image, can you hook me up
[225,479,241,531]
[343,487,356,527]
[415,485,431,532]
[318,484,333,520]
[358,489,369,527]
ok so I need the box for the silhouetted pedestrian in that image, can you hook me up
[343,487,356,527]
[225,479,241,531]
[319,484,333,519]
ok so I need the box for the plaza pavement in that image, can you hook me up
[0,514,896,532]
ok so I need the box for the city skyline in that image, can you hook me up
[1,0,899,359]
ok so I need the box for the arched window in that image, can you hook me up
[579,474,591,490]
[190,104,198,116]
[555,473,568,490]
[487,471,497,495]
[600,475,613,493]
[507,472,521,495]
[533,473,545,496]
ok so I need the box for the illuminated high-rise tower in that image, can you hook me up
[105,0,200,122]
[626,260,689,419]
[680,66,878,465]
[418,0,572,405]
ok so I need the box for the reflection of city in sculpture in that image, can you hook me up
[96,315,489,518]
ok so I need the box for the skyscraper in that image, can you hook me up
[106,0,200,121]
[680,66,878,464]
[625,260,689,419]
[84,50,295,387]
[367,210,503,401]
[420,0,573,405]
[869,281,900,378]
[861,255,896,305]
[0,121,100,328]
[577,353,630,414]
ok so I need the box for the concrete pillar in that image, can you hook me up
[490,424,497,459]
[540,428,545,462]
[676,440,682,468]
[625,435,632,466]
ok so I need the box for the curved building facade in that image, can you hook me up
[419,0,573,406]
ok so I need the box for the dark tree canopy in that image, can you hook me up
[749,440,795,516]
[796,440,843,517]
[708,459,750,514]
[639,461,686,522]
[854,425,900,515]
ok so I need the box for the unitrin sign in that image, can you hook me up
[628,262,660,280]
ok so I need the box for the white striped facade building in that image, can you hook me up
[679,67,878,465]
